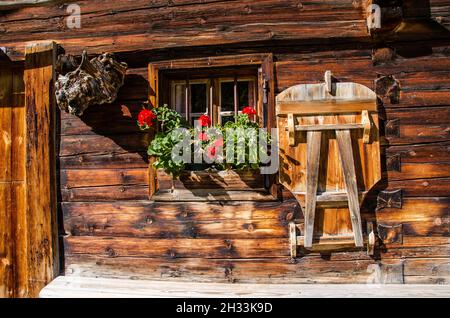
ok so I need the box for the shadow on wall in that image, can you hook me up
[62,73,151,164]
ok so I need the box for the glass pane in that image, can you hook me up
[174,84,186,116]
[191,116,201,126]
[190,83,207,114]
[220,82,235,111]
[238,81,251,110]
[221,115,235,125]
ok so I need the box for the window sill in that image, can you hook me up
[152,169,276,202]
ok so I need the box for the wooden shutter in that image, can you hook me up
[276,74,380,253]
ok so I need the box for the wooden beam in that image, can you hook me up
[304,131,321,248]
[336,129,364,247]
[0,0,66,10]
[276,100,377,115]
[24,41,58,296]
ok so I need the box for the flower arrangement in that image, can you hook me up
[137,104,269,178]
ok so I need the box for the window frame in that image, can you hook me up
[170,78,211,124]
[148,53,277,198]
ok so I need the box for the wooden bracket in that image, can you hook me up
[289,221,376,257]
[289,222,297,258]
[367,221,375,256]
[386,153,401,172]
[376,189,402,210]
[377,223,403,244]
[287,113,295,146]
[375,75,400,104]
[285,110,373,145]
[362,110,372,144]
[385,118,400,138]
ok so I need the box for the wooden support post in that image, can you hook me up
[0,58,14,298]
[361,110,371,144]
[336,130,363,247]
[24,41,59,296]
[148,63,159,197]
[367,221,375,256]
[304,131,321,247]
[289,222,297,258]
[287,113,295,146]
[324,70,333,95]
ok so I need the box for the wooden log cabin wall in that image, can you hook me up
[0,0,449,297]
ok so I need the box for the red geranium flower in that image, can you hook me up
[198,114,211,127]
[242,106,256,116]
[206,145,217,159]
[214,138,224,147]
[198,131,209,141]
[137,109,156,128]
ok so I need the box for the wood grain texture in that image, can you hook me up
[0,61,27,297]
[1,1,446,289]
[304,131,321,247]
[40,276,450,298]
[0,0,368,60]
[24,41,58,297]
[336,130,363,246]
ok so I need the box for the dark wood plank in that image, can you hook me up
[65,236,290,259]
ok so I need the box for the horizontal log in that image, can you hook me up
[62,199,297,239]
[61,200,300,222]
[64,215,289,239]
[61,169,148,189]
[385,141,450,163]
[363,197,450,223]
[386,162,450,181]
[63,253,450,284]
[401,219,449,237]
[60,103,146,136]
[64,236,290,259]
[404,258,450,278]
[0,0,368,59]
[59,134,150,157]
[1,0,364,40]
[61,185,149,202]
[384,177,450,197]
[2,25,368,62]
[59,152,149,169]
[64,254,381,284]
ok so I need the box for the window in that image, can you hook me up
[171,79,210,125]
[219,77,256,125]
[147,53,277,198]
[168,72,257,126]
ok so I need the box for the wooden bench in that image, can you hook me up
[40,276,450,298]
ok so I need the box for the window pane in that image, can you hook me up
[238,81,251,110]
[220,82,234,111]
[221,115,235,125]
[191,116,200,126]
[174,84,186,117]
[190,83,207,114]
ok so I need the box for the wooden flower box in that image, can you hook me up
[152,169,274,201]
